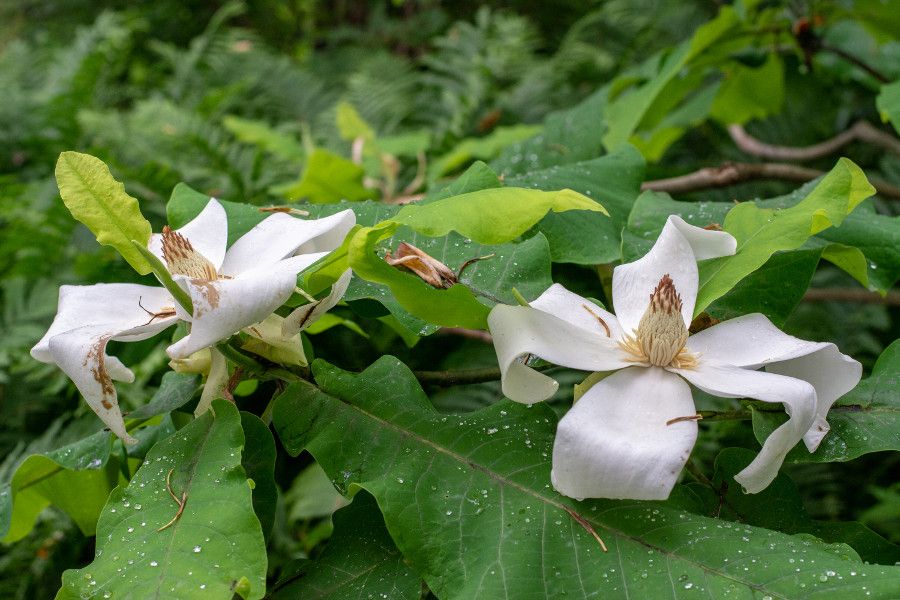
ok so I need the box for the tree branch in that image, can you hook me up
[819,43,890,84]
[641,162,900,199]
[438,327,494,344]
[728,121,900,161]
[803,288,900,305]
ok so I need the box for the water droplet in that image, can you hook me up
[150,561,158,567]
[193,546,202,553]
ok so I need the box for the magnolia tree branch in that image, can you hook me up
[728,121,900,161]
[641,162,900,199]
[804,288,900,305]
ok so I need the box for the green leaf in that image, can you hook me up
[127,372,199,421]
[876,80,900,134]
[240,412,277,541]
[270,492,420,599]
[699,448,900,565]
[55,152,153,274]
[57,400,267,600]
[273,358,900,600]
[2,431,116,543]
[695,158,875,314]
[223,116,305,162]
[602,7,739,151]
[275,149,375,203]
[429,125,542,180]
[753,339,899,463]
[285,463,349,522]
[394,187,606,244]
[506,146,645,263]
[167,183,266,245]
[706,248,822,327]
[492,89,607,176]
[347,229,553,331]
[710,54,785,124]
[335,101,375,143]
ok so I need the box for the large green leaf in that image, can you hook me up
[694,449,900,565]
[696,158,875,313]
[506,146,645,263]
[1,430,117,543]
[393,187,606,244]
[876,80,900,134]
[55,152,153,274]
[753,340,899,464]
[491,89,608,176]
[710,54,785,125]
[57,400,267,600]
[347,229,553,331]
[273,357,900,600]
[240,413,278,541]
[429,125,542,180]
[602,7,739,151]
[275,149,375,203]
[269,492,420,599]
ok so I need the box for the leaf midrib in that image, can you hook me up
[311,379,791,600]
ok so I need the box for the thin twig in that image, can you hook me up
[803,288,900,305]
[641,162,900,199]
[562,505,608,552]
[413,367,504,386]
[158,468,188,532]
[438,328,494,344]
[728,121,900,161]
[819,43,890,83]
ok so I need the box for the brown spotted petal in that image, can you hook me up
[385,242,456,288]
[147,199,228,274]
[160,226,219,280]
[31,284,179,443]
[167,253,328,359]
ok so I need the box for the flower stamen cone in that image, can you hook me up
[161,226,218,280]
[620,274,697,369]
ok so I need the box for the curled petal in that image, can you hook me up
[195,348,228,417]
[673,362,817,493]
[48,326,137,443]
[612,216,736,333]
[552,367,698,500]
[529,283,623,340]
[220,209,355,277]
[687,313,861,450]
[167,253,326,359]
[32,284,177,363]
[282,269,353,337]
[148,199,227,271]
[487,305,630,405]
[30,284,179,443]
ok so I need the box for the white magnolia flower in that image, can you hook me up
[488,215,862,500]
[32,200,355,442]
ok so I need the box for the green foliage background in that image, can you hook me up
[0,1,898,598]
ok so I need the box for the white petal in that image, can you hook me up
[529,283,624,340]
[148,199,228,271]
[47,325,138,444]
[167,254,325,359]
[551,367,697,500]
[195,348,228,416]
[282,269,353,337]
[219,209,355,277]
[612,216,736,333]
[686,313,861,450]
[487,305,631,405]
[32,284,177,363]
[673,361,817,493]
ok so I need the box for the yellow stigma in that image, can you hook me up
[619,274,698,369]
